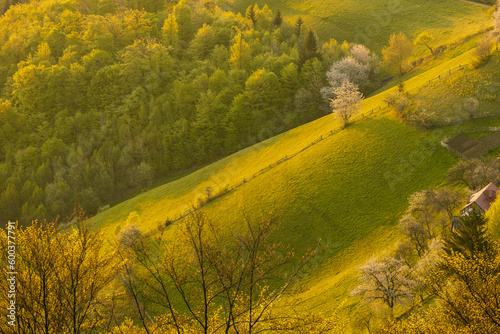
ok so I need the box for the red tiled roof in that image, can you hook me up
[461,183,499,212]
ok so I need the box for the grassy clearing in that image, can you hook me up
[465,131,495,139]
[233,0,491,54]
[412,51,500,121]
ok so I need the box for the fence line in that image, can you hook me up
[407,64,465,95]
[148,62,491,232]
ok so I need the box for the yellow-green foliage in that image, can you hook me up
[0,218,123,333]
[383,247,500,333]
[487,199,500,239]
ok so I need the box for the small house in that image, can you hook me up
[452,183,498,231]
[460,182,498,216]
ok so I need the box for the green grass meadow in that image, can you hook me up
[234,0,491,54]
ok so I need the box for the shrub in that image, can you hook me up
[473,36,493,67]
[463,97,479,118]
[118,223,142,248]
[407,101,436,128]
[385,92,409,118]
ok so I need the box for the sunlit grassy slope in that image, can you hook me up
[90,43,500,324]
[92,48,483,236]
[234,0,491,54]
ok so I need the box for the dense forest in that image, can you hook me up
[0,0,380,223]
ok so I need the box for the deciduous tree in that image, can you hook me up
[189,24,216,60]
[120,211,320,333]
[162,13,178,47]
[329,79,363,127]
[352,257,415,319]
[414,32,434,55]
[324,56,370,90]
[447,158,500,190]
[473,36,493,66]
[487,197,500,239]
[382,32,413,76]
[229,28,251,69]
[0,210,123,334]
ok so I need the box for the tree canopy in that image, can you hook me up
[0,0,361,223]
[382,32,413,76]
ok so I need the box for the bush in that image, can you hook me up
[385,92,409,118]
[118,223,142,248]
[463,97,479,118]
[473,36,493,67]
[407,102,436,128]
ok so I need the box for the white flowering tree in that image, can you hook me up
[329,80,363,127]
[325,56,370,89]
[321,44,379,102]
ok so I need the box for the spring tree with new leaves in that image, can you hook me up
[382,32,413,76]
[0,210,123,333]
[414,32,434,55]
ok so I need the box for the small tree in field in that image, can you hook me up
[473,36,493,66]
[352,257,414,319]
[414,32,434,55]
[330,79,363,127]
[382,32,413,76]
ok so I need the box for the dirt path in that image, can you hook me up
[458,0,492,8]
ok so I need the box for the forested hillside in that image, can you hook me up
[0,0,373,223]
